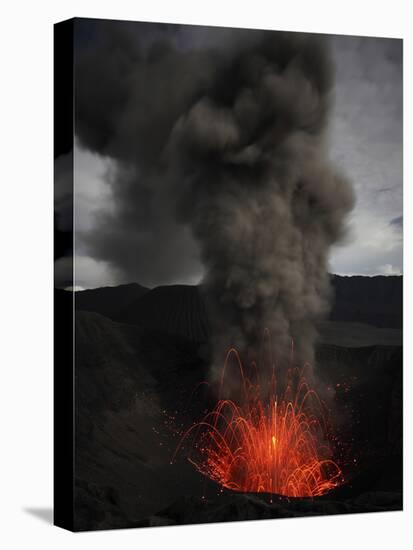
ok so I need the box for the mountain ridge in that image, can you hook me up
[68,275,402,344]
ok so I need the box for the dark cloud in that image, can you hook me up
[390,215,403,228]
[74,20,223,287]
[54,152,73,287]
[75,22,355,371]
[74,23,403,288]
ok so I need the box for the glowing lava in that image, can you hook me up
[174,346,344,498]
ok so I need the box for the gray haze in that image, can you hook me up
[328,36,402,276]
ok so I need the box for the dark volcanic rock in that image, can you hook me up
[73,310,402,530]
[330,275,402,328]
[74,311,208,530]
[316,344,403,462]
[142,490,402,527]
[315,321,401,347]
[75,282,149,320]
[71,276,402,343]
[69,274,403,530]
[74,479,131,531]
[119,284,210,342]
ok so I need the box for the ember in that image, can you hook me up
[174,345,344,498]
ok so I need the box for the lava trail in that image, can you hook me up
[173,345,344,498]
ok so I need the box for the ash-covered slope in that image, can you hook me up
[70,275,402,529]
[139,489,402,527]
[118,284,210,342]
[316,321,401,347]
[73,310,402,530]
[330,275,402,328]
[74,275,402,345]
[74,311,160,530]
[75,282,148,321]
[74,310,206,530]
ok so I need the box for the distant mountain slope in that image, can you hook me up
[72,275,402,343]
[316,321,402,348]
[118,285,210,342]
[75,283,148,321]
[330,275,402,329]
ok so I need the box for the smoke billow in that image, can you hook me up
[167,33,354,373]
[75,22,354,377]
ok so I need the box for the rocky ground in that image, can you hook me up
[56,278,403,530]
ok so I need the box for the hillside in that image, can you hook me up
[118,284,209,342]
[71,310,401,529]
[330,275,402,328]
[74,282,148,321]
[72,275,402,345]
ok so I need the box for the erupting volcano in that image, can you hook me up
[174,342,344,498]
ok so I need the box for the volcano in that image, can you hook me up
[173,347,344,497]
[56,274,403,530]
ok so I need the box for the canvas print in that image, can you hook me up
[54,18,403,531]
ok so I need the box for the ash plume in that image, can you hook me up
[75,22,354,376]
[166,33,355,372]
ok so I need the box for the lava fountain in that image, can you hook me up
[173,342,344,498]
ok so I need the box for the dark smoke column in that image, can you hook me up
[167,34,354,375]
[75,25,354,377]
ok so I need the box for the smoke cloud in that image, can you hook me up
[75,22,354,374]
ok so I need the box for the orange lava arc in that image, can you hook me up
[175,347,344,498]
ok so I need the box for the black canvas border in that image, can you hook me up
[54,18,75,532]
